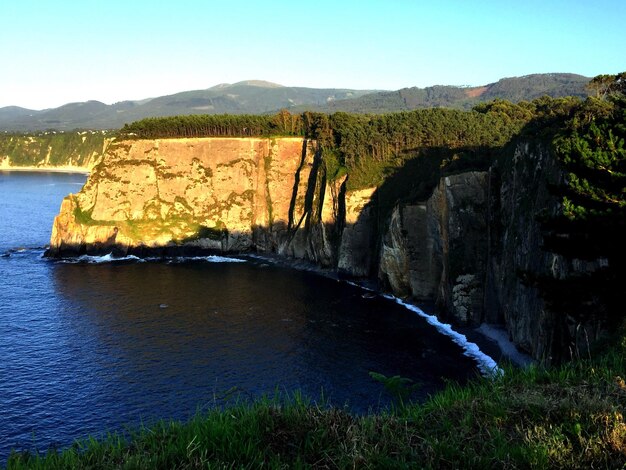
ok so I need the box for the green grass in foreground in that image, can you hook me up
[7,335,626,469]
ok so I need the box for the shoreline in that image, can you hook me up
[0,165,90,174]
[241,253,512,373]
[49,248,527,371]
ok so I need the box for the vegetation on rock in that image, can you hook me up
[0,131,112,167]
[530,73,626,331]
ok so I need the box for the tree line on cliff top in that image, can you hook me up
[118,95,582,190]
[118,99,547,185]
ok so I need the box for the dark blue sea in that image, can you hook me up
[0,171,493,462]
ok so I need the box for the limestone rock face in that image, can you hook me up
[433,172,490,324]
[49,195,121,255]
[48,137,377,275]
[376,143,608,363]
[338,187,377,277]
[484,142,604,363]
[50,137,305,255]
[379,204,436,299]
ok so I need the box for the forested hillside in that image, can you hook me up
[0,74,589,131]
[0,82,376,132]
[289,73,590,113]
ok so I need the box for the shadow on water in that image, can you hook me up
[50,259,478,414]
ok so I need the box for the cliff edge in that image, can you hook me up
[47,137,375,276]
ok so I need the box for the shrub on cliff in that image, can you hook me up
[528,73,626,348]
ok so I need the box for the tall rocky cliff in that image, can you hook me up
[47,137,376,277]
[377,143,606,363]
[48,137,602,363]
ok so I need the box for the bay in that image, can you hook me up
[0,171,480,462]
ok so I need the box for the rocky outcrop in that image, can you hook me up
[48,137,374,274]
[375,147,571,360]
[51,137,300,254]
[377,143,608,363]
[485,142,608,362]
[337,188,377,277]
[484,143,562,360]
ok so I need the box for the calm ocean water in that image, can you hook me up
[0,171,483,462]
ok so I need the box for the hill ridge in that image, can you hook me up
[0,73,590,131]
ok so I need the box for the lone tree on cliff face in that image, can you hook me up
[536,73,625,354]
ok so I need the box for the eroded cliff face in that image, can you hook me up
[486,143,607,362]
[48,137,604,362]
[379,171,489,324]
[51,137,298,254]
[48,137,374,276]
[377,143,608,363]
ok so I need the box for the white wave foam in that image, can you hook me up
[2,247,47,257]
[346,281,501,377]
[165,255,246,264]
[61,253,145,264]
[59,253,246,264]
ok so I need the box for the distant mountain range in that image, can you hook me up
[0,74,591,131]
[291,73,591,114]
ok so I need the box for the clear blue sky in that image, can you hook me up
[1,0,624,109]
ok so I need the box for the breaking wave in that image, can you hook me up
[57,253,247,264]
[347,281,502,377]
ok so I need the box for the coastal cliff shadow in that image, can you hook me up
[48,257,479,411]
[287,138,312,231]
[47,221,338,261]
[46,145,491,265]
[351,145,497,279]
[350,113,612,364]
